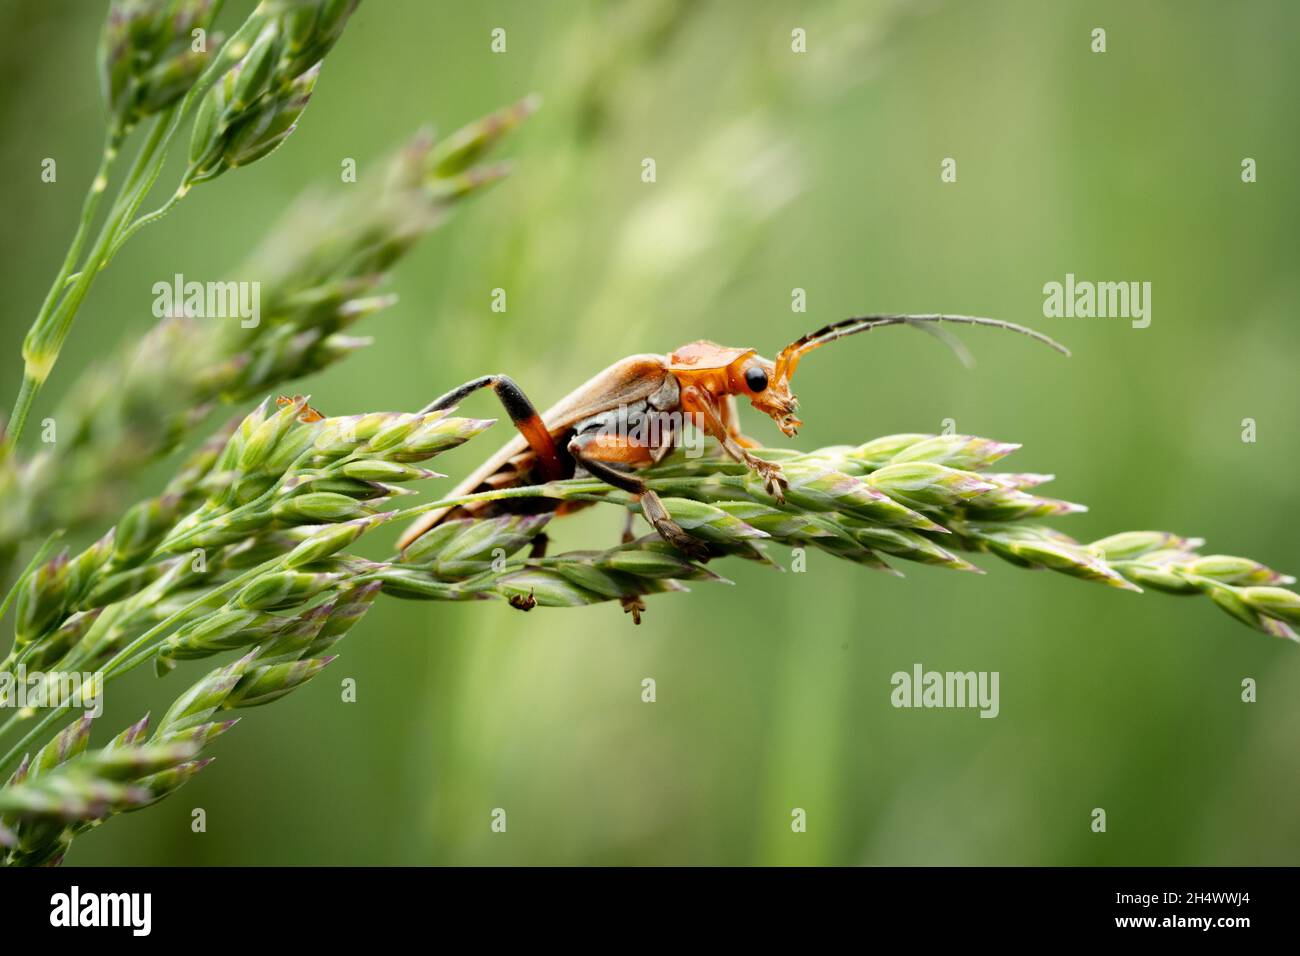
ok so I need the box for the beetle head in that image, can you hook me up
[731,353,802,436]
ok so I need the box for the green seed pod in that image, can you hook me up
[845,434,933,470]
[249,602,333,666]
[152,718,240,751]
[28,714,95,778]
[888,434,1021,471]
[494,569,601,608]
[866,462,998,511]
[14,551,73,646]
[280,1,322,56]
[981,528,1138,591]
[603,548,703,580]
[982,472,1056,491]
[420,514,550,578]
[154,652,256,738]
[391,417,495,461]
[1239,586,1300,626]
[0,770,152,823]
[188,63,233,171]
[364,413,424,451]
[104,713,152,750]
[230,471,280,505]
[219,531,309,570]
[188,25,288,181]
[230,25,280,112]
[262,421,319,474]
[182,521,271,550]
[398,518,474,566]
[113,494,184,565]
[313,412,398,455]
[818,537,901,574]
[1203,582,1272,634]
[659,497,767,546]
[1107,562,1200,595]
[99,0,219,129]
[156,608,280,663]
[283,514,388,568]
[332,293,398,331]
[713,500,827,538]
[213,398,272,480]
[429,94,539,178]
[235,570,342,610]
[65,529,117,604]
[24,609,106,672]
[1087,531,1192,562]
[372,567,485,601]
[275,0,359,79]
[237,396,306,473]
[964,490,1086,521]
[339,460,438,482]
[551,562,635,600]
[223,657,335,709]
[131,758,214,809]
[82,742,202,783]
[99,2,155,120]
[849,525,981,573]
[305,476,393,500]
[228,64,320,168]
[425,161,513,204]
[301,580,382,657]
[305,332,372,370]
[1183,555,1289,587]
[135,35,221,114]
[767,464,943,532]
[272,491,372,523]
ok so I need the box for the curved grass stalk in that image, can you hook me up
[5,1,340,450]
[2,398,1295,866]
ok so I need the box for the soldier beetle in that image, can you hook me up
[396,315,1069,581]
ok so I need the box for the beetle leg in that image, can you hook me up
[613,510,646,623]
[420,375,564,481]
[613,510,648,622]
[528,533,549,559]
[685,386,788,502]
[720,395,762,449]
[621,595,646,625]
[567,432,710,562]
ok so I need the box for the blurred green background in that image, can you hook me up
[2,0,1297,865]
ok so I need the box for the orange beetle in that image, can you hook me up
[397,314,1068,568]
[276,394,326,423]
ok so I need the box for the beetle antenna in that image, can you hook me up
[775,314,1070,380]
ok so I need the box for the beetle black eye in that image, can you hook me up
[745,367,769,392]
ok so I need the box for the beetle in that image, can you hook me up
[396,313,1068,614]
[276,394,326,423]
